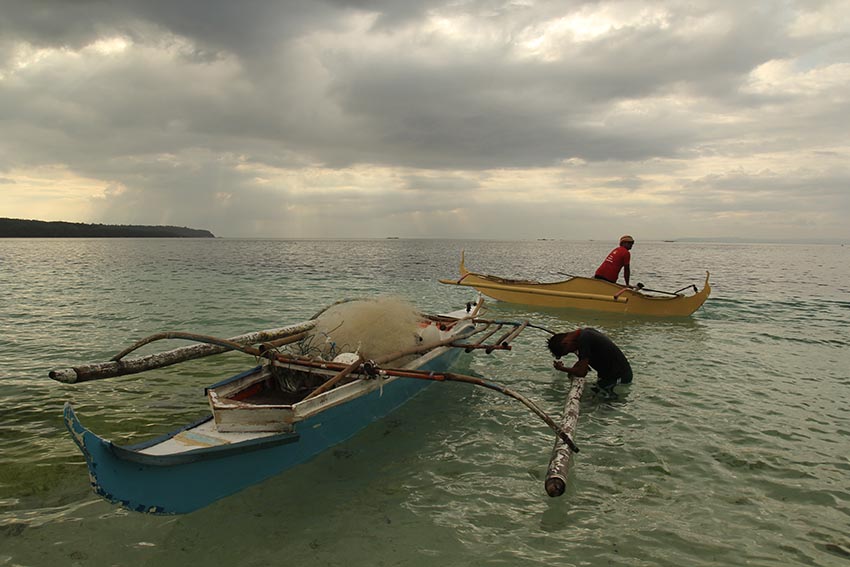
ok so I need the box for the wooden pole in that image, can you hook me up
[545,376,586,497]
[499,321,529,347]
[50,314,484,385]
[259,353,578,451]
[485,321,528,353]
[302,356,364,401]
[463,323,499,351]
[383,368,578,452]
[48,321,317,384]
[258,332,310,354]
[438,278,629,303]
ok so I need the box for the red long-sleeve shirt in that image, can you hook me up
[594,246,630,283]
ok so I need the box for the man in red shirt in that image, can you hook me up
[594,235,634,286]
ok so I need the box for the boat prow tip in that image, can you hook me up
[62,401,76,422]
[62,402,95,458]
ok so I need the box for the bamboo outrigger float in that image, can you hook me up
[545,376,586,497]
[55,298,586,514]
[439,253,711,317]
[49,323,317,383]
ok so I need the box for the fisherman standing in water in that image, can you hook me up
[547,328,632,398]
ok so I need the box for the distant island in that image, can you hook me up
[0,218,215,238]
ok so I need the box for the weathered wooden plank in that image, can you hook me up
[544,376,585,497]
[48,321,316,383]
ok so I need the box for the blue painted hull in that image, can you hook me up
[64,346,464,514]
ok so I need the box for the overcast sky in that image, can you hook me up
[1,0,848,240]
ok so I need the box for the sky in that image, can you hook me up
[1,0,848,240]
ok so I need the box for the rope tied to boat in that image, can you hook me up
[362,360,380,377]
[359,360,390,396]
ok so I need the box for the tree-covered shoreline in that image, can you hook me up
[0,218,215,238]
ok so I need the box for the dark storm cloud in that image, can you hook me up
[0,0,848,239]
[2,0,798,170]
[318,2,800,168]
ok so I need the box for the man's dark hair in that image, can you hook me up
[547,333,569,358]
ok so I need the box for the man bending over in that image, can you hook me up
[547,328,633,397]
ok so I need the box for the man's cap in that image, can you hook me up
[619,235,635,243]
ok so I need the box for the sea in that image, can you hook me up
[0,238,848,567]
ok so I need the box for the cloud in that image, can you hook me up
[401,173,481,192]
[0,0,848,240]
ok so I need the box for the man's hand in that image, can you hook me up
[554,357,589,378]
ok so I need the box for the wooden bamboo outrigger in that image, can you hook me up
[450,318,543,353]
[457,322,500,352]
[488,320,528,353]
[545,376,586,497]
[49,321,317,383]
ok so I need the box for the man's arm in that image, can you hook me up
[553,357,590,377]
[623,265,630,286]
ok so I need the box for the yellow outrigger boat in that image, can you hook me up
[439,253,711,317]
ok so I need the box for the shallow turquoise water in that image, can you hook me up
[1,238,848,566]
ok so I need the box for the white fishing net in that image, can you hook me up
[305,297,423,360]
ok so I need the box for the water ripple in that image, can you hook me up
[1,239,848,566]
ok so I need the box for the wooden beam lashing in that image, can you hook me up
[544,377,585,497]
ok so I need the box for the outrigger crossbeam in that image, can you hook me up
[451,319,531,353]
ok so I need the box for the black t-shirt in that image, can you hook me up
[577,328,632,382]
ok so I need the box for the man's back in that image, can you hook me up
[594,246,630,283]
[577,328,632,381]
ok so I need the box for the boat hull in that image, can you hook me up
[65,342,464,514]
[440,255,710,317]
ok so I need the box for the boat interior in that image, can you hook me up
[215,364,354,407]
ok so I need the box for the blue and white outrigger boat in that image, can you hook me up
[55,298,577,515]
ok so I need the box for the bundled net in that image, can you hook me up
[303,297,423,360]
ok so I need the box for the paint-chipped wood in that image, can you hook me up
[49,321,316,383]
[545,376,585,497]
